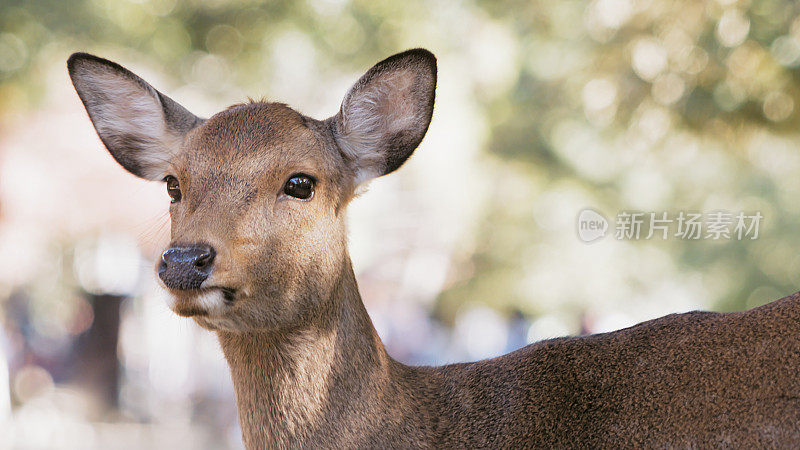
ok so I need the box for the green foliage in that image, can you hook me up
[443,0,800,321]
[3,0,798,328]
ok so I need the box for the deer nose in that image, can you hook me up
[158,244,216,290]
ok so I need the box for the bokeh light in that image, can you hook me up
[2,0,800,447]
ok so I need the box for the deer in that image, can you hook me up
[67,48,800,448]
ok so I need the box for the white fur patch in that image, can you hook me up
[195,289,226,315]
[163,289,225,317]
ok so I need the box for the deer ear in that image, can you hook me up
[332,49,437,185]
[67,53,202,180]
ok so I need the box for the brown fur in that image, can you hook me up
[222,280,800,448]
[68,49,800,448]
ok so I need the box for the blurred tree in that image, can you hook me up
[439,0,800,323]
[1,0,798,334]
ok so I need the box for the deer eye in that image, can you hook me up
[164,175,181,203]
[283,175,315,200]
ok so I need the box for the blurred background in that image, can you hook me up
[2,0,800,447]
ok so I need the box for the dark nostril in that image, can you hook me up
[194,246,216,269]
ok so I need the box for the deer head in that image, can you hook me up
[68,50,437,332]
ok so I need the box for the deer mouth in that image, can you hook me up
[169,286,237,317]
[219,287,237,303]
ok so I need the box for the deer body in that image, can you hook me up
[222,275,800,448]
[68,49,800,448]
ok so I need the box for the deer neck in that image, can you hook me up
[217,261,394,448]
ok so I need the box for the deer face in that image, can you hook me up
[156,104,353,331]
[68,50,436,332]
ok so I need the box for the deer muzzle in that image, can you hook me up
[158,244,216,290]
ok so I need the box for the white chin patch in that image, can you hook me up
[195,290,226,315]
[164,289,226,316]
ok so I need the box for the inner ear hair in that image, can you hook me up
[332,48,437,186]
[67,53,202,180]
